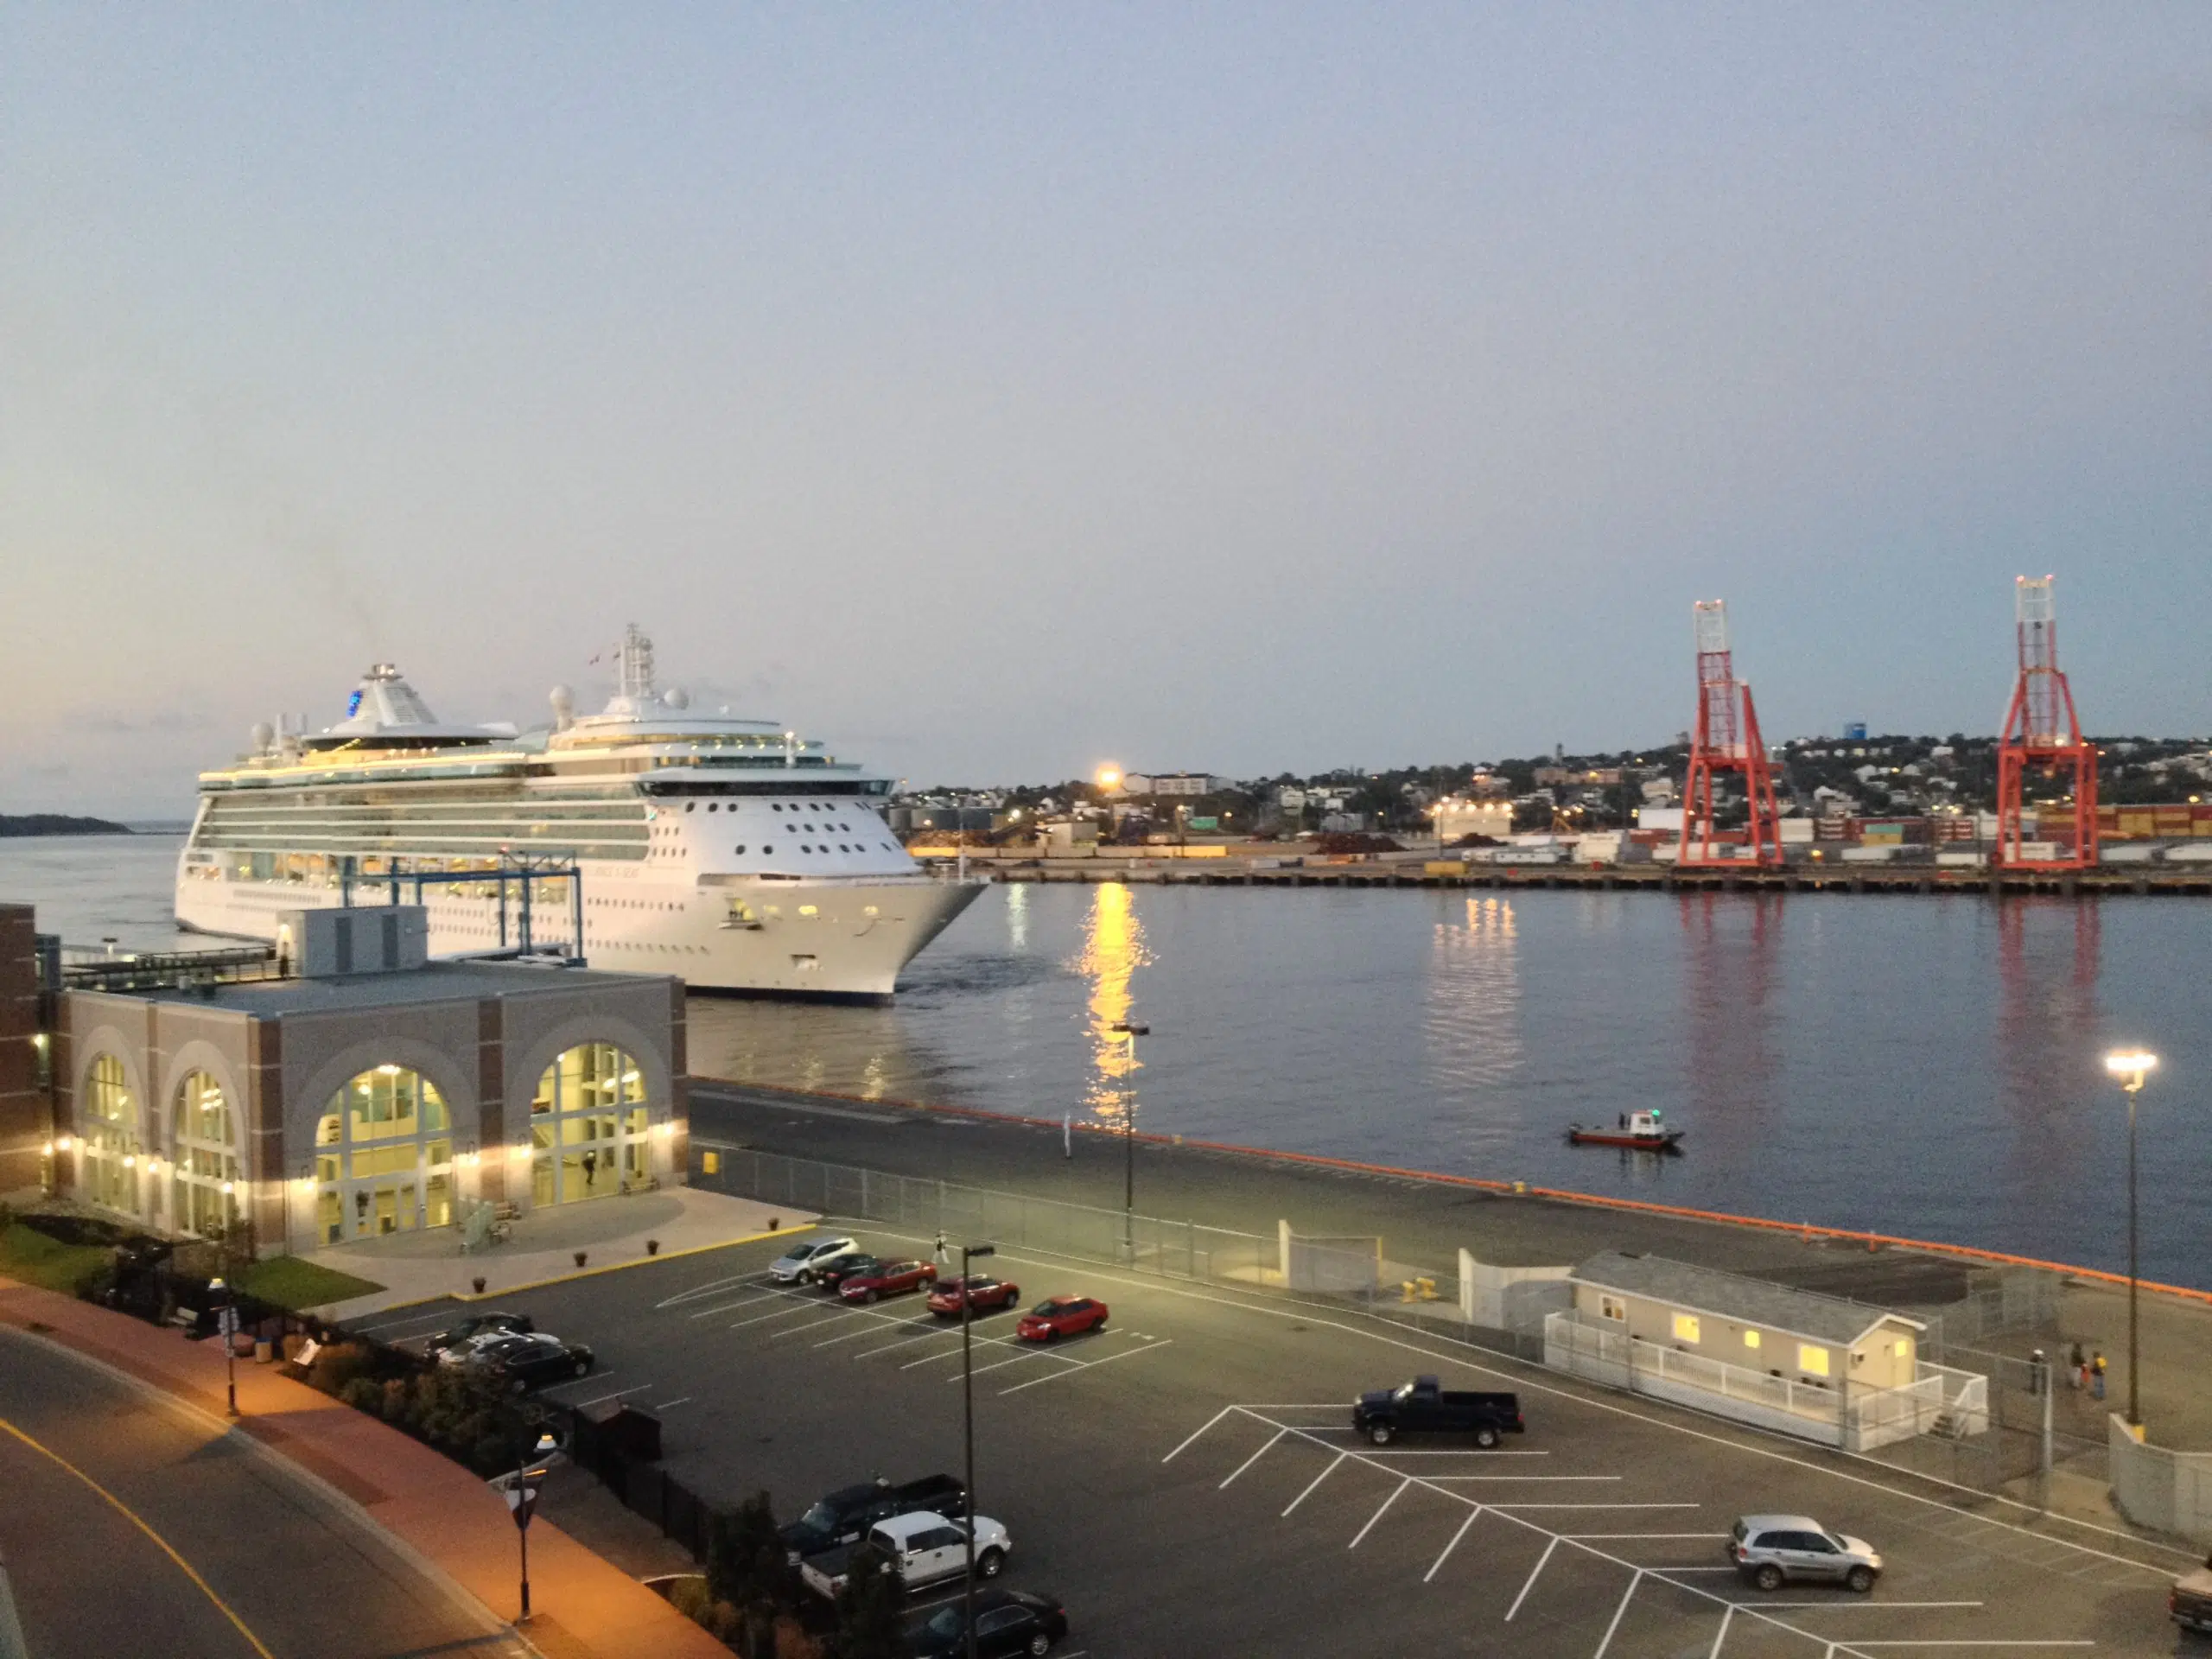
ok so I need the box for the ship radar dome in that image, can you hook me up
[663,686,690,710]
[250,721,276,753]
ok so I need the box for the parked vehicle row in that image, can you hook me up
[427,1311,594,1392]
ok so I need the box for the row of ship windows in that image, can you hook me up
[684,801,868,819]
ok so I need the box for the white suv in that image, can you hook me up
[768,1236,861,1284]
[801,1510,1013,1599]
[1730,1515,1882,1592]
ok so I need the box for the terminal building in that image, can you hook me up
[3,904,690,1255]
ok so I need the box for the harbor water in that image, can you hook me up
[6,834,2207,1288]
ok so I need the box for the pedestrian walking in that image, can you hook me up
[933,1229,948,1268]
[2092,1351,2107,1402]
[2069,1342,2086,1391]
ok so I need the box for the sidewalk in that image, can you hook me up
[0,1274,731,1659]
[302,1185,815,1320]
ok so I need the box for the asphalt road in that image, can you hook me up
[358,1220,2194,1657]
[0,1328,526,1659]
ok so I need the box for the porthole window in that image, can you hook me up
[772,804,785,812]
[734,844,747,855]
[762,844,772,854]
[709,802,720,812]
[685,802,695,812]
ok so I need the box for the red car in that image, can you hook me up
[1015,1295,1109,1342]
[926,1274,1023,1319]
[838,1259,939,1304]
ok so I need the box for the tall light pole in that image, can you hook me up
[207,1276,239,1417]
[958,1242,995,1659]
[511,1427,559,1621]
[1109,1021,1147,1256]
[2104,1048,2158,1427]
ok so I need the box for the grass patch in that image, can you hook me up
[0,1223,112,1294]
[234,1255,385,1311]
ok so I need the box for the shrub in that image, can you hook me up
[340,1376,383,1413]
[311,1340,377,1395]
[709,1491,794,1611]
[830,1542,904,1659]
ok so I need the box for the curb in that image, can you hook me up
[346,1223,819,1317]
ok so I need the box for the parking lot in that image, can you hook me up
[353,1223,2193,1656]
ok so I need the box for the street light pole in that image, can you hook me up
[207,1276,238,1418]
[511,1428,558,1621]
[1109,1022,1147,1257]
[958,1243,995,1659]
[2103,1049,2158,1428]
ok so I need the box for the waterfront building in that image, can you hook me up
[37,906,687,1255]
[1121,772,1225,798]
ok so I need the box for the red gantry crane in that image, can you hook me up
[1994,575,2098,871]
[1679,600,1784,868]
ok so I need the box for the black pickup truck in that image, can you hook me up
[1352,1376,1524,1446]
[780,1474,969,1565]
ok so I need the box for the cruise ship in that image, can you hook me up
[175,628,982,995]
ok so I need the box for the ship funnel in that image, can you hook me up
[550,683,575,732]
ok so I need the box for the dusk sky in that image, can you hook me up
[4,6,2209,817]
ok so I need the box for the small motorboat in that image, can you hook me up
[1567,1109,1684,1153]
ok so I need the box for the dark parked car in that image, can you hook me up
[813,1254,885,1294]
[838,1259,939,1305]
[907,1588,1068,1657]
[425,1311,533,1361]
[927,1274,1023,1318]
[463,1332,594,1392]
[1351,1376,1523,1446]
[779,1474,969,1565]
[2171,1553,2212,1636]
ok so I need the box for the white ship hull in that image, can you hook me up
[176,868,983,997]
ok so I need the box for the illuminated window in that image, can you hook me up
[1672,1313,1700,1344]
[172,1071,239,1238]
[315,1067,456,1244]
[80,1053,141,1214]
[1599,1294,1626,1322]
[1892,1338,1910,1359]
[1743,1329,1762,1351]
[1798,1344,1831,1377]
[531,1044,652,1205]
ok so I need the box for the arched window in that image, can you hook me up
[172,1071,239,1238]
[314,1065,456,1243]
[81,1054,140,1214]
[531,1043,652,1205]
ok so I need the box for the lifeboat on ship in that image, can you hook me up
[1567,1109,1684,1153]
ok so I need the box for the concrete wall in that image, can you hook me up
[2110,1414,2212,1547]
[1460,1252,1573,1332]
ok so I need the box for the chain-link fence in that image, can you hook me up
[696,1141,1281,1290]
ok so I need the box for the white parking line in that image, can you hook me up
[566,1382,654,1409]
[1282,1452,1348,1516]
[812,1308,939,1348]
[1486,1503,1699,1511]
[654,1397,695,1410]
[1570,1533,1729,1540]
[686,1290,788,1319]
[1218,1430,1287,1490]
[1742,1604,1985,1610]
[1504,1535,1560,1620]
[855,1321,968,1358]
[898,1332,1034,1370]
[658,1272,770,1310]
[1347,1477,1412,1548]
[1423,1506,1484,1583]
[1425,1474,1621,1483]
[996,1340,1173,1395]
[1592,1567,1644,1659]
[728,1301,823,1331]
[770,1307,882,1340]
[1163,1407,1238,1464]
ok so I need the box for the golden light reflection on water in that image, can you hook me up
[1425,896,1523,1090]
[1071,881,1151,1125]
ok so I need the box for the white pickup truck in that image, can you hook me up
[800,1510,1013,1600]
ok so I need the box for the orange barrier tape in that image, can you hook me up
[691,1079,2212,1306]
